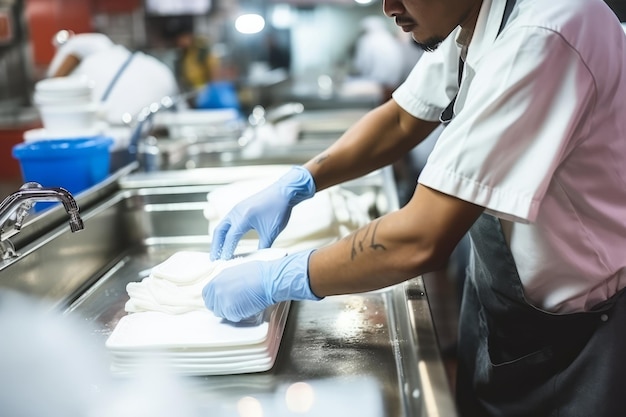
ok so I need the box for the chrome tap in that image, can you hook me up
[0,182,84,236]
[237,102,305,149]
[126,92,196,171]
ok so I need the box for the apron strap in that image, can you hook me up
[498,0,517,35]
[100,51,137,102]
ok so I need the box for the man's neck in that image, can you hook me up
[459,0,483,32]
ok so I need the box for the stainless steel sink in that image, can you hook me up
[0,164,397,322]
[152,108,369,171]
[0,165,456,417]
[153,135,325,171]
[154,134,335,171]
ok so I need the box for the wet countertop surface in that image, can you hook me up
[64,237,454,416]
[0,164,457,416]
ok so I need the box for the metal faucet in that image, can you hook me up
[126,92,197,171]
[237,102,305,149]
[0,183,84,258]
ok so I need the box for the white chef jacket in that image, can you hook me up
[47,34,179,125]
[393,0,626,313]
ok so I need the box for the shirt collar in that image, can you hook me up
[462,0,508,67]
[456,27,473,61]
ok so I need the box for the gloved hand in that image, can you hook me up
[210,166,316,261]
[203,249,322,322]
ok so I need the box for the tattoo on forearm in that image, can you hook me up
[315,154,329,164]
[350,219,387,260]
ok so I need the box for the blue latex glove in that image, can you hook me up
[203,249,322,322]
[210,166,316,260]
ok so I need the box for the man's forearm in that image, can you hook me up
[308,213,432,297]
[307,184,483,296]
[51,54,80,77]
[304,100,439,191]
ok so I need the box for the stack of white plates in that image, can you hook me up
[33,76,101,135]
[105,301,290,376]
[33,76,94,106]
[106,249,291,376]
[23,122,108,143]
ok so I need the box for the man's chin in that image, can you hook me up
[413,36,443,52]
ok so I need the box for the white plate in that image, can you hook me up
[23,123,107,142]
[109,302,287,357]
[110,349,269,364]
[107,310,270,350]
[107,301,288,350]
[110,327,282,376]
[111,359,277,377]
[108,301,289,376]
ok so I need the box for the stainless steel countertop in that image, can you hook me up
[0,164,458,416]
[65,244,455,416]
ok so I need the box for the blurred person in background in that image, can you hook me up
[47,31,180,126]
[160,16,239,111]
[161,16,221,93]
[351,15,426,208]
[351,15,407,102]
[267,30,292,72]
[397,31,424,83]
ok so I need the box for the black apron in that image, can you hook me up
[456,214,626,417]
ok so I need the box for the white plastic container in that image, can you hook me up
[37,101,101,134]
[33,76,101,134]
[33,76,93,106]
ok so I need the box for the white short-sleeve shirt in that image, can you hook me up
[46,34,179,125]
[393,0,626,313]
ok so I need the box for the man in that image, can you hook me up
[161,16,221,93]
[47,32,179,125]
[204,0,626,415]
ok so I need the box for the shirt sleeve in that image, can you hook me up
[392,28,462,122]
[47,34,114,77]
[58,34,113,59]
[419,26,595,223]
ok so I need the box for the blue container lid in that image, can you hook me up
[12,136,114,159]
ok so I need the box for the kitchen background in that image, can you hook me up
[0,0,395,191]
[0,1,624,404]
[1,0,625,192]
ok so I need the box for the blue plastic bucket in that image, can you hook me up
[12,136,113,196]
